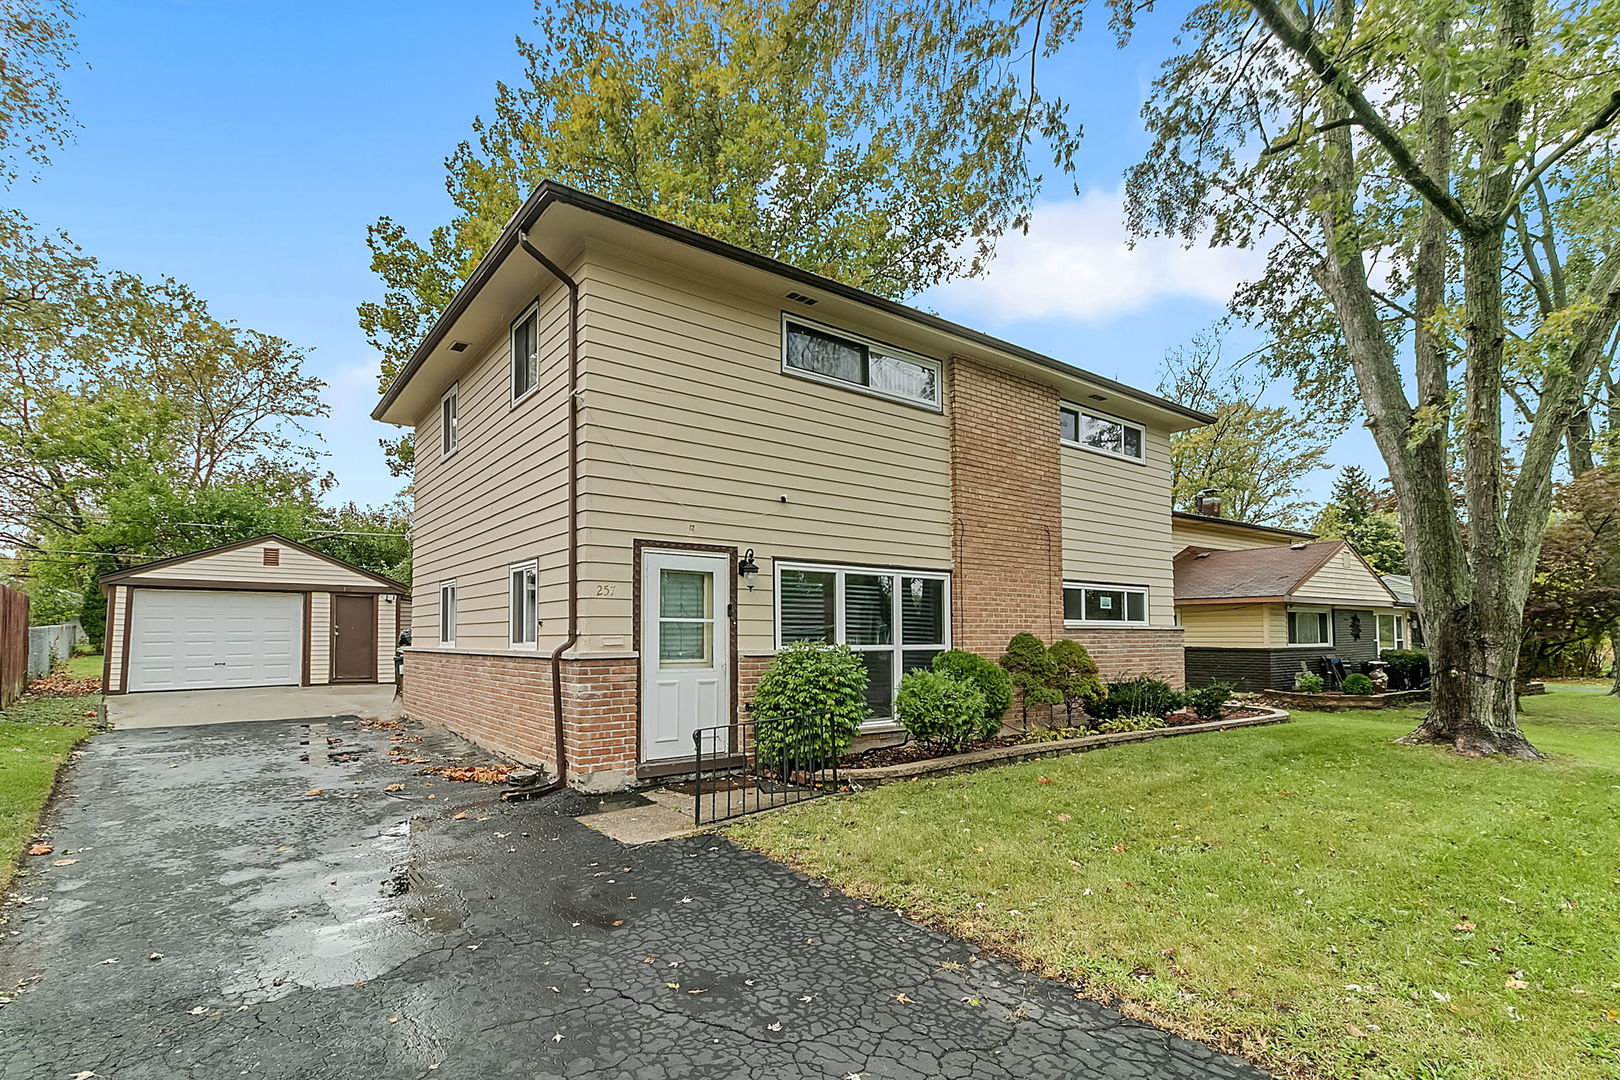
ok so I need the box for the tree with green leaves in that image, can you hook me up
[860,0,1620,758]
[1519,468,1620,688]
[1313,466,1408,576]
[1047,638,1103,725]
[0,0,78,186]
[361,0,1063,473]
[1160,329,1336,527]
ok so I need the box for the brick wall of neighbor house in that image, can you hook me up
[1185,647,1286,692]
[1066,627,1186,686]
[948,356,1063,655]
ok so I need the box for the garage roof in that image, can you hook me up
[100,534,406,593]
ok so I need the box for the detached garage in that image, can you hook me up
[100,534,408,694]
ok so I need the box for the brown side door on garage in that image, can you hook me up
[331,594,377,682]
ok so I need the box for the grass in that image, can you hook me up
[0,693,95,895]
[730,688,1620,1080]
[63,652,103,680]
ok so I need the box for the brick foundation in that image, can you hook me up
[1065,627,1186,687]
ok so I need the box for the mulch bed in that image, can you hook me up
[1162,705,1270,726]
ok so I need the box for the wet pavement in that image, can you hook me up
[0,717,1268,1080]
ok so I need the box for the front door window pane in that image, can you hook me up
[659,569,712,666]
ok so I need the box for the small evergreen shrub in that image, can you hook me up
[931,650,1013,736]
[1048,639,1104,723]
[1295,672,1326,693]
[1186,681,1234,722]
[999,632,1062,725]
[751,641,869,768]
[1380,649,1430,690]
[1090,676,1184,720]
[1341,672,1376,695]
[1098,715,1166,734]
[895,669,989,751]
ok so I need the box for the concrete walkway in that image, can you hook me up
[0,716,1268,1080]
[105,683,401,728]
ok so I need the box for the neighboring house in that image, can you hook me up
[1171,508,1414,690]
[372,180,1213,792]
[100,535,407,694]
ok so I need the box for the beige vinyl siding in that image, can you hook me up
[309,592,331,684]
[1060,430,1177,626]
[577,244,952,652]
[1177,602,1279,648]
[106,585,129,692]
[376,598,397,682]
[1171,518,1305,552]
[409,270,573,653]
[1295,548,1395,605]
[126,543,382,588]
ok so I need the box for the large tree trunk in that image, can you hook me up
[1609,623,1620,696]
[1400,603,1541,759]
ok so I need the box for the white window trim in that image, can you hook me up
[440,383,460,458]
[780,313,944,413]
[510,302,541,406]
[1063,581,1151,627]
[1376,611,1407,652]
[772,559,952,727]
[1059,401,1147,464]
[438,580,457,647]
[1286,605,1334,647]
[508,560,538,649]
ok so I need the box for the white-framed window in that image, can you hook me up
[438,580,457,645]
[1376,612,1406,652]
[1287,607,1333,646]
[509,561,538,646]
[774,560,950,722]
[1063,582,1149,626]
[781,315,942,410]
[440,383,459,457]
[1060,403,1145,462]
[511,303,540,403]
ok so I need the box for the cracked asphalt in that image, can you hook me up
[0,715,1269,1079]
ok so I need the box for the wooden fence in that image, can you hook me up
[0,584,28,710]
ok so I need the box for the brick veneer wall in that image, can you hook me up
[1065,627,1186,687]
[948,356,1063,655]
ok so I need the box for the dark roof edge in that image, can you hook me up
[1171,511,1318,541]
[99,533,407,592]
[371,180,1218,426]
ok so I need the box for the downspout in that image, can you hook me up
[517,231,579,793]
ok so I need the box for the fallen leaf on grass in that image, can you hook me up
[1347,1023,1367,1038]
[1453,921,1476,932]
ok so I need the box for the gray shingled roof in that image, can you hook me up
[1382,574,1416,606]
[1173,541,1348,601]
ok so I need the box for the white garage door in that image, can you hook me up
[127,589,303,692]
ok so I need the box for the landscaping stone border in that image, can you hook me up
[840,708,1291,785]
[1260,688,1428,711]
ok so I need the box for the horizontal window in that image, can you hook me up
[438,580,457,645]
[1060,404,1145,461]
[440,384,459,457]
[1063,582,1148,625]
[782,316,941,410]
[1287,608,1332,646]
[776,561,950,721]
[509,561,537,646]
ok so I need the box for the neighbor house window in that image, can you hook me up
[438,580,457,645]
[1060,404,1145,462]
[1287,607,1332,646]
[509,561,537,646]
[782,316,941,409]
[440,383,459,456]
[1064,582,1149,625]
[1376,612,1406,651]
[511,304,540,401]
[775,561,950,722]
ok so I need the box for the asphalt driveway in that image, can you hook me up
[0,716,1267,1080]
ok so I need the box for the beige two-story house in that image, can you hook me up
[372,182,1212,791]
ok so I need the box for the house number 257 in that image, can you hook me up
[595,584,616,597]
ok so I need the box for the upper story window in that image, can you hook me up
[1060,403,1145,462]
[440,383,459,456]
[782,316,942,410]
[511,304,540,402]
[1064,582,1148,626]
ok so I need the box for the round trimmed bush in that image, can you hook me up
[751,641,869,768]
[1186,681,1234,721]
[1341,672,1375,695]
[896,669,989,751]
[1295,672,1326,693]
[930,649,1012,737]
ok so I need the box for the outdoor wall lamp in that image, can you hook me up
[738,549,760,590]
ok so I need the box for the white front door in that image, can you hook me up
[640,550,729,762]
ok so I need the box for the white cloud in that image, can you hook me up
[922,188,1265,324]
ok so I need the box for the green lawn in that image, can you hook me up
[730,688,1620,1080]
[63,652,103,680]
[0,694,94,894]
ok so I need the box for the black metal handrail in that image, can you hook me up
[691,717,842,824]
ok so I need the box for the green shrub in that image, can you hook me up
[999,632,1061,725]
[895,670,989,751]
[1098,715,1166,734]
[1091,675,1184,720]
[751,641,869,768]
[1341,672,1376,695]
[1295,672,1326,693]
[1186,681,1234,722]
[931,650,1012,735]
[1381,649,1430,690]
[1048,639,1104,723]
[1023,726,1087,743]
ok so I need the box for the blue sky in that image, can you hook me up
[13,0,1374,513]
